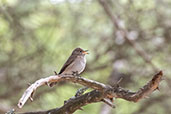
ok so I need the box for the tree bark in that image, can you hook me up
[17,71,163,114]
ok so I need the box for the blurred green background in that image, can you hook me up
[0,0,171,114]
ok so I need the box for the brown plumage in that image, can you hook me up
[58,48,88,74]
[49,47,88,87]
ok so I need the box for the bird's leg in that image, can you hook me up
[72,71,80,77]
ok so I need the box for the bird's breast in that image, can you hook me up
[73,56,86,73]
[62,56,86,75]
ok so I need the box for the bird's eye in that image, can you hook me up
[80,50,82,52]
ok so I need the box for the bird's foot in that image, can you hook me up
[72,71,80,77]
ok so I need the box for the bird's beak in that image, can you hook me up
[83,50,89,54]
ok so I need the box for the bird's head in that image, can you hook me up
[72,47,89,56]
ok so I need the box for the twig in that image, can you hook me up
[101,98,115,108]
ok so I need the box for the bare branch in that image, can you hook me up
[113,71,163,102]
[17,71,163,114]
[18,74,107,108]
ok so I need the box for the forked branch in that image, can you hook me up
[17,71,163,114]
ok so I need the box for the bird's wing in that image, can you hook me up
[58,54,77,74]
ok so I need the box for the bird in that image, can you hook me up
[49,47,89,87]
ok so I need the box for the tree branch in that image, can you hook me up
[17,71,163,114]
[18,74,107,108]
